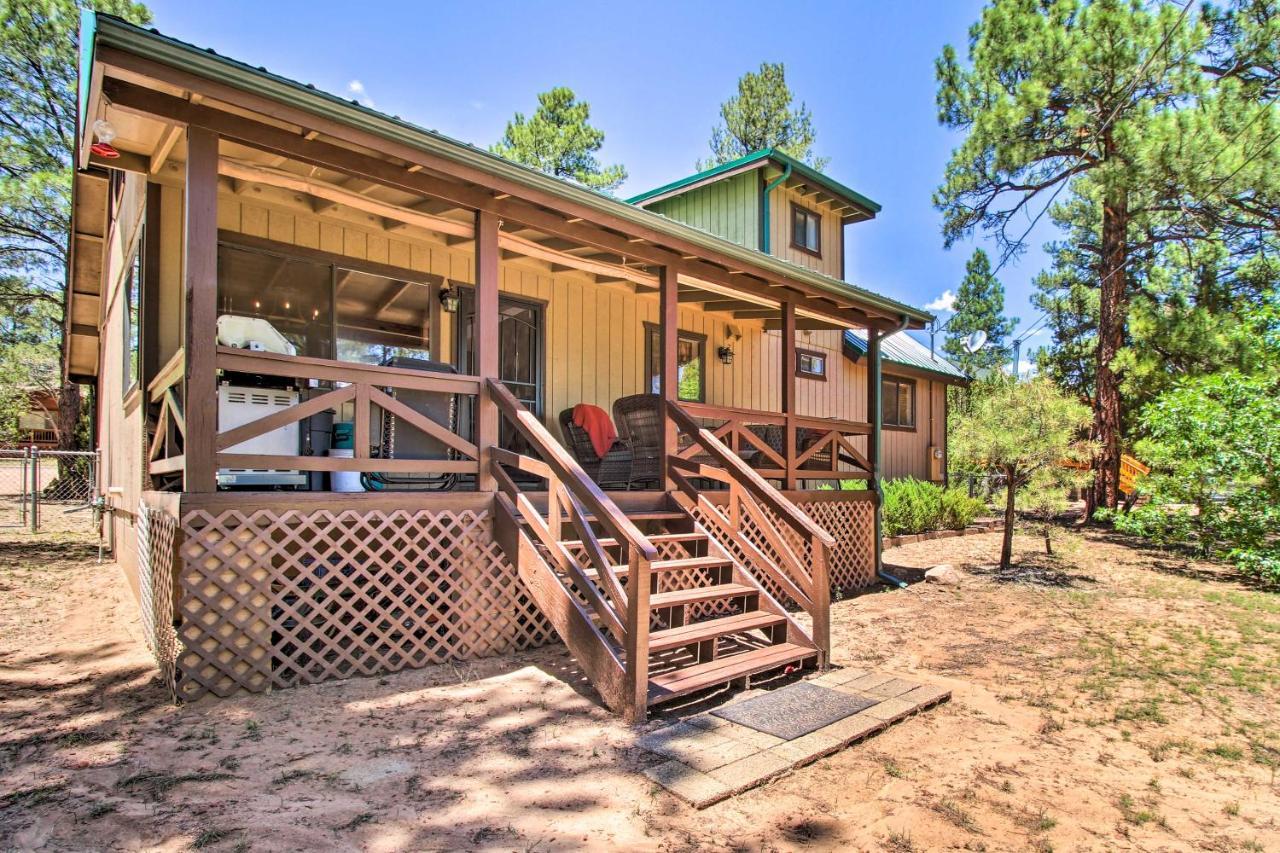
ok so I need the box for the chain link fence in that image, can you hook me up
[0,448,101,535]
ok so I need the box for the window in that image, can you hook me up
[796,348,827,380]
[335,267,432,365]
[882,377,916,429]
[123,234,143,395]
[216,241,440,366]
[791,204,822,256]
[645,324,706,403]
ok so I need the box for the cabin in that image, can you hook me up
[67,13,959,722]
[3,390,62,449]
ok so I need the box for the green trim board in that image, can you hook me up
[627,149,882,219]
[78,13,930,327]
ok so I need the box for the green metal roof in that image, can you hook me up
[81,13,928,326]
[627,149,882,216]
[843,330,968,383]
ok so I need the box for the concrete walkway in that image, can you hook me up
[640,669,950,808]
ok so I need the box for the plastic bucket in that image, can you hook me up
[328,448,363,492]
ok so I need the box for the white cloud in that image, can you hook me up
[347,79,376,109]
[470,100,486,111]
[924,290,955,312]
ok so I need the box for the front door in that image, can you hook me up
[455,291,544,452]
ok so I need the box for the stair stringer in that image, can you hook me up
[493,494,631,716]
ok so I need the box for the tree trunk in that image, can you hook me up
[56,381,80,451]
[1091,183,1128,517]
[1000,468,1017,570]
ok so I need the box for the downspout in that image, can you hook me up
[876,314,912,589]
[760,159,792,254]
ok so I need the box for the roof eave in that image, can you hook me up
[88,15,929,327]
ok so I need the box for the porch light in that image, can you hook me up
[438,284,460,313]
[90,119,120,159]
[717,344,735,365]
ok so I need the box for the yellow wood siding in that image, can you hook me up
[95,173,148,598]
[141,188,945,486]
[766,182,844,278]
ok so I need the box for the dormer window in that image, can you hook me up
[791,204,822,257]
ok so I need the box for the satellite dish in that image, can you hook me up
[964,330,988,353]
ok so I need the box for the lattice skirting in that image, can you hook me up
[137,500,179,698]
[173,506,554,701]
[693,497,876,611]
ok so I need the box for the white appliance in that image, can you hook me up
[215,314,307,488]
[216,314,297,355]
[216,384,307,488]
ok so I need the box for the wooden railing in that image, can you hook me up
[148,347,187,479]
[678,402,872,482]
[1061,453,1150,496]
[666,401,836,662]
[488,379,657,718]
[213,347,481,477]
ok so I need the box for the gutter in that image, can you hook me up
[760,161,792,254]
[875,314,913,590]
[86,14,931,326]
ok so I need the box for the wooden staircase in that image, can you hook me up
[487,380,832,723]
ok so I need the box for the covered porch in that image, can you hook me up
[78,14,930,721]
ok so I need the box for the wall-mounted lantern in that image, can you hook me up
[438,283,460,313]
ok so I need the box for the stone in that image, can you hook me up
[643,759,732,808]
[845,672,896,692]
[864,677,921,699]
[708,750,792,788]
[810,667,870,687]
[863,697,919,723]
[823,711,887,744]
[679,738,758,773]
[899,684,951,707]
[925,564,963,585]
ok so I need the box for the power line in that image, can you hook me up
[1012,86,1280,347]
[936,0,1198,345]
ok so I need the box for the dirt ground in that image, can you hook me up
[1,519,1277,852]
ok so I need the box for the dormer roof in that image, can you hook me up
[628,148,881,224]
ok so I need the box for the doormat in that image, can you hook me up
[710,681,878,741]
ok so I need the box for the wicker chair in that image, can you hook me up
[611,394,664,489]
[746,424,833,473]
[558,409,633,489]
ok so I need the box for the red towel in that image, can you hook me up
[572,403,617,460]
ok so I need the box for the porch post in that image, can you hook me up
[183,128,219,493]
[475,210,500,492]
[780,300,797,490]
[866,328,884,574]
[658,264,679,489]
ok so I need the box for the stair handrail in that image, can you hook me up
[667,402,835,548]
[488,379,655,716]
[666,400,834,661]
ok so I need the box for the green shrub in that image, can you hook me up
[882,478,943,536]
[941,489,987,530]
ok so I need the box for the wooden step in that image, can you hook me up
[649,582,756,609]
[648,642,816,703]
[648,611,787,652]
[581,555,733,580]
[549,510,687,525]
[559,532,707,550]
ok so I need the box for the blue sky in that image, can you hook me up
[144,0,1056,363]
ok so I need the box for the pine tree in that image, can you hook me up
[701,62,826,170]
[0,0,151,450]
[491,87,627,192]
[935,0,1280,514]
[943,248,1017,375]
